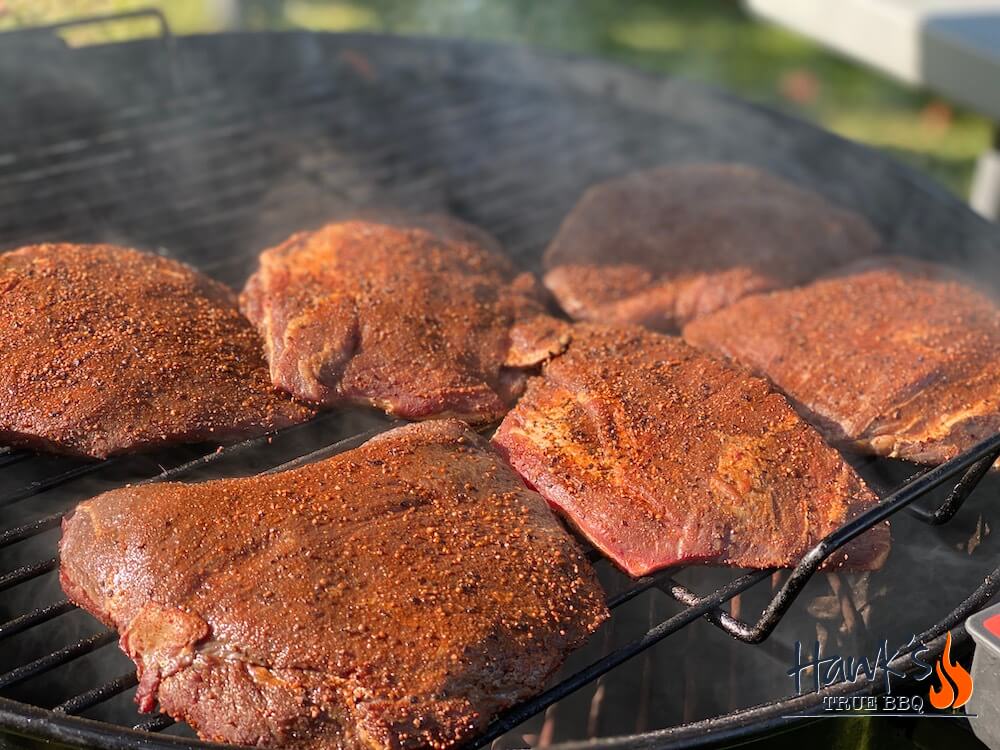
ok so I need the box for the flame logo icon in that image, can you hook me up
[928,632,973,710]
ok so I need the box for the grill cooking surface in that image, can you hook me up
[2,29,1000,749]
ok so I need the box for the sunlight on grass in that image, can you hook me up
[0,0,225,40]
[610,19,687,53]
[829,111,989,162]
[285,1,378,32]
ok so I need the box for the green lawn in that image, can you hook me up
[0,0,991,196]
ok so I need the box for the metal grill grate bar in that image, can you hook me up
[0,512,64,549]
[0,452,29,469]
[0,631,117,690]
[133,715,175,732]
[0,600,75,640]
[0,557,58,592]
[0,460,121,510]
[55,672,138,715]
[907,447,1000,524]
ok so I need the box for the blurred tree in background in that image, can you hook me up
[0,0,989,196]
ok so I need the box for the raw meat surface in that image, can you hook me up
[493,325,889,576]
[543,163,880,331]
[0,243,312,458]
[684,256,1000,465]
[241,218,570,423]
[60,420,607,750]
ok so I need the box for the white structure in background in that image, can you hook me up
[746,0,1000,220]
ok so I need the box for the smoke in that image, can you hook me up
[1,13,1000,748]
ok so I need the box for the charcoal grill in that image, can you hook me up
[3,14,1000,750]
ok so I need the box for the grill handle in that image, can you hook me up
[0,9,176,89]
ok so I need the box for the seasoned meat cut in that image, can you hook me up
[543,163,880,331]
[60,420,607,750]
[0,244,312,458]
[492,325,889,576]
[684,257,1000,466]
[240,217,570,424]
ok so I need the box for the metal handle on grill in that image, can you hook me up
[0,9,177,89]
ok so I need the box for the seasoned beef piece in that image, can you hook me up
[0,244,312,458]
[543,163,880,331]
[59,420,607,750]
[492,325,888,576]
[240,218,570,424]
[684,257,1000,466]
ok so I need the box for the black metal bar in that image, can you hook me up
[0,451,29,469]
[0,631,117,690]
[0,557,58,592]
[133,715,175,732]
[0,600,76,640]
[0,460,118,510]
[0,9,177,91]
[606,570,676,610]
[907,447,1000,524]
[466,569,773,749]
[258,424,397,476]
[55,673,138,715]
[0,512,65,548]
[655,574,774,640]
[0,9,171,42]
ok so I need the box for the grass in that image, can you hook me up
[0,0,991,196]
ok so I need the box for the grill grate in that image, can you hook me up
[2,26,1000,750]
[0,370,1000,747]
[2,387,998,748]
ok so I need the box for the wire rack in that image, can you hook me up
[2,416,999,748]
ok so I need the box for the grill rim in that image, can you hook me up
[0,27,999,749]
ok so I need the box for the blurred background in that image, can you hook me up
[0,0,991,200]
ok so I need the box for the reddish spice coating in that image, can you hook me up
[543,163,879,331]
[240,217,570,424]
[59,420,607,750]
[684,256,1000,466]
[492,325,889,576]
[0,243,312,458]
